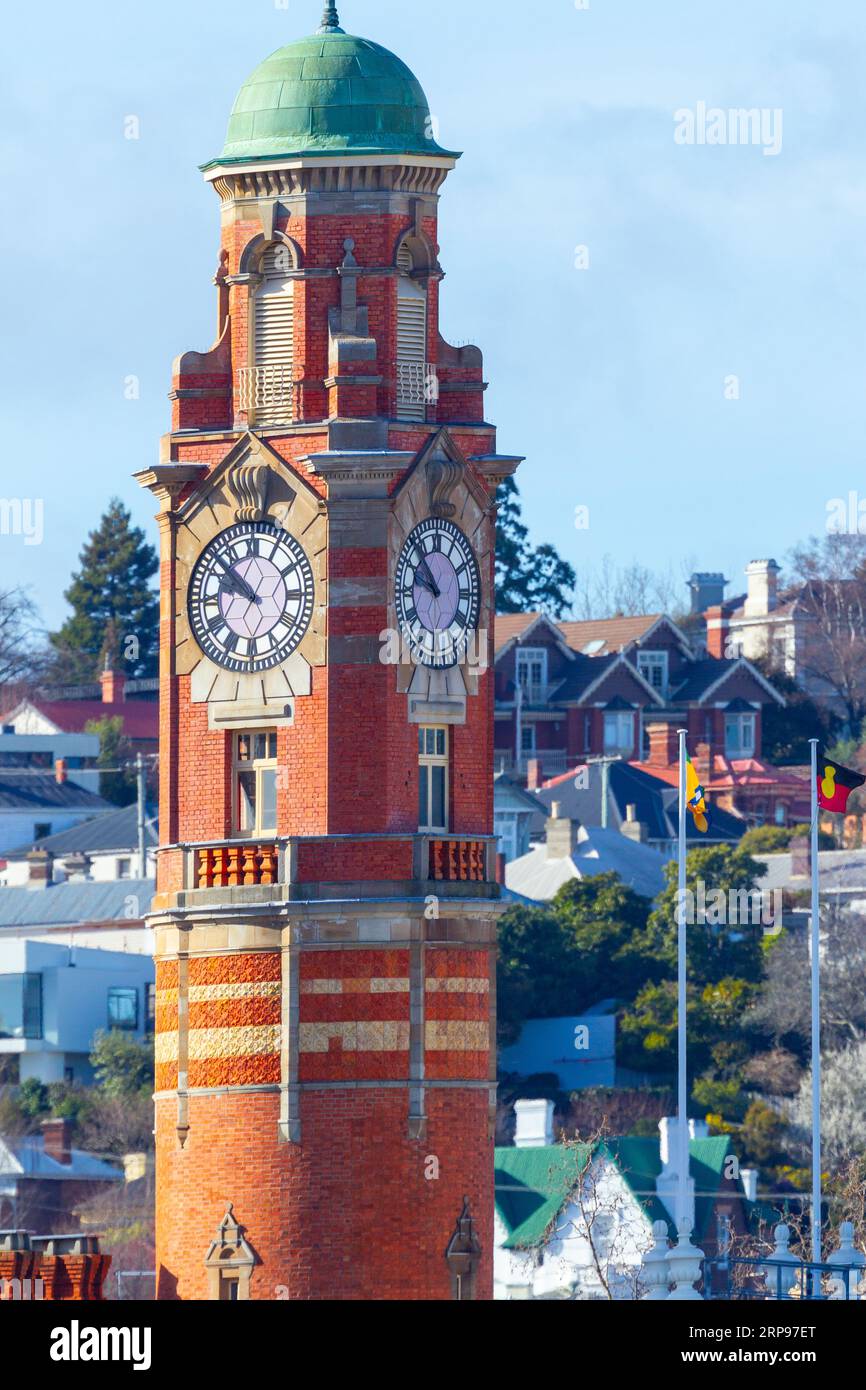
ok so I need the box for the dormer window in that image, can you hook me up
[638,650,669,699]
[516,648,547,704]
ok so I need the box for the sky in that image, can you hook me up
[2,0,866,630]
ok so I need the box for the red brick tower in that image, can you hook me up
[138,2,521,1301]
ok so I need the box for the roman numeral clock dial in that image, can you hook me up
[188,522,314,674]
[395,518,481,668]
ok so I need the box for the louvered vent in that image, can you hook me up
[396,274,428,422]
[243,243,295,427]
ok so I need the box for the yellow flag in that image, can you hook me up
[685,754,709,833]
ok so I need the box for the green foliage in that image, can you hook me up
[49,497,159,683]
[86,715,136,807]
[740,1099,788,1166]
[495,477,575,618]
[739,823,833,854]
[692,1074,749,1124]
[17,1077,49,1119]
[90,1030,154,1099]
[639,845,767,985]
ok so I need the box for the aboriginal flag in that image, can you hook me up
[816,755,866,813]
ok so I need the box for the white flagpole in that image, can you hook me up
[809,738,821,1264]
[677,728,689,1230]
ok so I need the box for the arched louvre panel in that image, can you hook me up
[250,242,295,426]
[396,273,427,422]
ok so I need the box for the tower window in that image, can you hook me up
[242,242,295,427]
[396,241,430,422]
[234,731,278,837]
[418,726,448,832]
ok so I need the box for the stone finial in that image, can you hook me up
[760,1222,801,1299]
[667,1215,705,1301]
[317,3,343,34]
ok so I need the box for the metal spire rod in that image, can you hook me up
[318,3,343,33]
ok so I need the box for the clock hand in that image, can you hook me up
[218,567,260,604]
[414,553,441,598]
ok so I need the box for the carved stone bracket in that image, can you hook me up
[426,452,463,519]
[226,457,270,521]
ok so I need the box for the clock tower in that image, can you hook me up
[138,2,521,1301]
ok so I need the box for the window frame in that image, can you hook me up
[107,985,139,1033]
[232,730,279,838]
[603,710,635,757]
[637,650,669,699]
[724,713,756,757]
[418,725,449,833]
[516,648,548,703]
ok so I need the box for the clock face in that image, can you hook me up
[188,522,315,673]
[394,518,481,668]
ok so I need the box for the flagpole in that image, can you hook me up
[809,737,821,1264]
[677,728,689,1230]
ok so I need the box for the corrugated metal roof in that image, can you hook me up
[0,879,153,926]
[0,774,110,813]
[5,804,157,859]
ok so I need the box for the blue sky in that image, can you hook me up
[2,0,866,629]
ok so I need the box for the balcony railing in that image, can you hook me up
[238,365,294,425]
[396,359,438,419]
[196,843,279,889]
[428,838,487,883]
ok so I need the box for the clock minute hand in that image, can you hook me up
[219,567,260,604]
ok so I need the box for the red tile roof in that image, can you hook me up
[23,699,158,741]
[557,614,663,655]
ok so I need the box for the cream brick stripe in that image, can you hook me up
[157,981,280,1004]
[424,1021,489,1052]
[155,1025,282,1064]
[301,977,410,994]
[299,1021,410,1053]
[425,977,489,994]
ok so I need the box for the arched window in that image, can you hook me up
[246,242,295,426]
[395,240,428,422]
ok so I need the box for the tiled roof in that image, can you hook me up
[0,879,153,927]
[0,774,111,814]
[637,756,811,795]
[504,826,667,901]
[670,658,741,701]
[556,614,663,655]
[494,612,543,653]
[5,803,157,859]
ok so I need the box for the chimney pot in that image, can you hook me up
[26,848,54,891]
[744,559,780,618]
[513,1098,555,1149]
[54,758,67,785]
[525,757,542,791]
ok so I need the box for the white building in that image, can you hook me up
[504,805,667,903]
[494,1100,751,1300]
[1,803,158,887]
[0,938,154,1086]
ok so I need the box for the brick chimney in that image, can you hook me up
[26,848,54,891]
[545,801,579,860]
[100,666,126,704]
[688,572,727,615]
[54,757,67,785]
[41,1118,72,1166]
[704,605,729,660]
[525,757,542,791]
[644,721,678,769]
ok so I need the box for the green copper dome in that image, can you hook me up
[208,5,459,166]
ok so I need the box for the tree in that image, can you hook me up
[788,1039,866,1170]
[90,1029,153,1100]
[0,586,47,698]
[756,907,866,1053]
[739,822,834,855]
[49,498,159,683]
[572,553,692,622]
[86,715,137,807]
[495,477,575,617]
[788,533,866,730]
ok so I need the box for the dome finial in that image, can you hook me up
[317,3,343,33]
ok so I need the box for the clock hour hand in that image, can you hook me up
[414,553,441,598]
[218,567,260,604]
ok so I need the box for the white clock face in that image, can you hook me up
[395,518,481,668]
[188,522,314,673]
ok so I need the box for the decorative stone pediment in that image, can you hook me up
[173,433,327,726]
[204,1202,257,1301]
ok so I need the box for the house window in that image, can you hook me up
[33,823,51,840]
[774,801,786,826]
[494,813,517,864]
[516,649,547,703]
[637,651,669,699]
[234,731,278,836]
[145,982,156,1034]
[0,974,42,1041]
[418,726,448,832]
[603,711,635,756]
[725,714,755,757]
[117,857,132,880]
[108,986,139,1031]
[520,724,536,755]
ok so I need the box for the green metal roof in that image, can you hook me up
[207,11,459,167]
[494,1135,737,1250]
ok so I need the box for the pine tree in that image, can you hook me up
[495,477,575,617]
[49,499,159,682]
